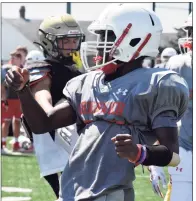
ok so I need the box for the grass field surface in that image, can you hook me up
[2,138,168,201]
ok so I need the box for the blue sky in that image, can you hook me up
[2,2,191,33]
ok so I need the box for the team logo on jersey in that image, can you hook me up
[79,101,125,115]
[116,88,128,96]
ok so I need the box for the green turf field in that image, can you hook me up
[2,154,56,201]
[2,141,168,201]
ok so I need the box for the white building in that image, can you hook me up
[2,18,39,63]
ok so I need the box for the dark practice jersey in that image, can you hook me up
[25,58,81,141]
[28,58,81,106]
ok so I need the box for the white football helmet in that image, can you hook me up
[25,50,45,65]
[178,12,192,54]
[161,47,177,63]
[80,3,163,71]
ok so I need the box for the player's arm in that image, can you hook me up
[18,86,76,134]
[21,76,55,139]
[30,76,53,112]
[21,70,56,140]
[140,108,180,167]
[112,73,189,167]
[141,73,189,167]
[5,66,77,134]
[142,126,180,167]
[112,120,180,167]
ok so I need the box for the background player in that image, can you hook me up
[148,12,192,201]
[20,14,84,199]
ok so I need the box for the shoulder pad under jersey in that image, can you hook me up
[25,61,51,83]
[63,71,98,98]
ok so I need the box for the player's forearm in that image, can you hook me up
[141,145,180,167]
[17,86,53,134]
[146,141,179,168]
[144,126,180,167]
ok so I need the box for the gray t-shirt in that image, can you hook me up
[1,64,12,98]
[1,66,7,84]
[167,53,193,151]
[60,67,189,201]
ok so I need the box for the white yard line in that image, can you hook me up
[2,187,32,193]
[2,187,32,201]
[2,197,31,201]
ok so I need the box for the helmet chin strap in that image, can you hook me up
[100,62,121,75]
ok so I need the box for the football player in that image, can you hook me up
[164,12,192,201]
[154,47,177,69]
[5,4,189,201]
[19,14,84,199]
[148,12,192,201]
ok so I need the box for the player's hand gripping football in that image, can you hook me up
[111,134,139,162]
[5,66,29,92]
[148,166,167,198]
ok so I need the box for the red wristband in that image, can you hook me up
[128,144,142,163]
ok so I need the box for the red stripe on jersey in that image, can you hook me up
[29,73,51,87]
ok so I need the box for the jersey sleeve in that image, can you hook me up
[63,74,86,110]
[149,73,189,129]
[63,80,74,103]
[152,110,178,129]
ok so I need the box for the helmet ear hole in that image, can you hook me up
[108,30,116,38]
[129,38,141,47]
